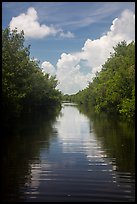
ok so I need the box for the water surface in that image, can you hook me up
[2,103,135,202]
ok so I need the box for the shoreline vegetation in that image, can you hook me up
[63,41,135,121]
[2,27,62,122]
[2,27,135,123]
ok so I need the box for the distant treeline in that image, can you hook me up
[63,41,135,120]
[2,27,62,121]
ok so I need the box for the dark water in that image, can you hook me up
[2,103,135,202]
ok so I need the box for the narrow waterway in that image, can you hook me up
[2,103,135,202]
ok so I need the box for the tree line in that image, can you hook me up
[63,41,135,120]
[2,27,62,121]
[2,27,135,121]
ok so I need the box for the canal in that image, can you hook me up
[2,102,135,202]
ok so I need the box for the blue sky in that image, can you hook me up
[2,2,135,94]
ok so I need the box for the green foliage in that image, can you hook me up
[118,85,135,120]
[69,41,135,120]
[2,27,62,120]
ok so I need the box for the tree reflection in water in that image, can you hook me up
[78,104,135,175]
[2,106,61,202]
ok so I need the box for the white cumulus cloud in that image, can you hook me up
[40,9,134,94]
[9,7,74,39]
[54,9,135,94]
[41,61,56,76]
[55,53,92,94]
[80,9,135,75]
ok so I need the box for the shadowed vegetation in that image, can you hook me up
[2,27,62,122]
